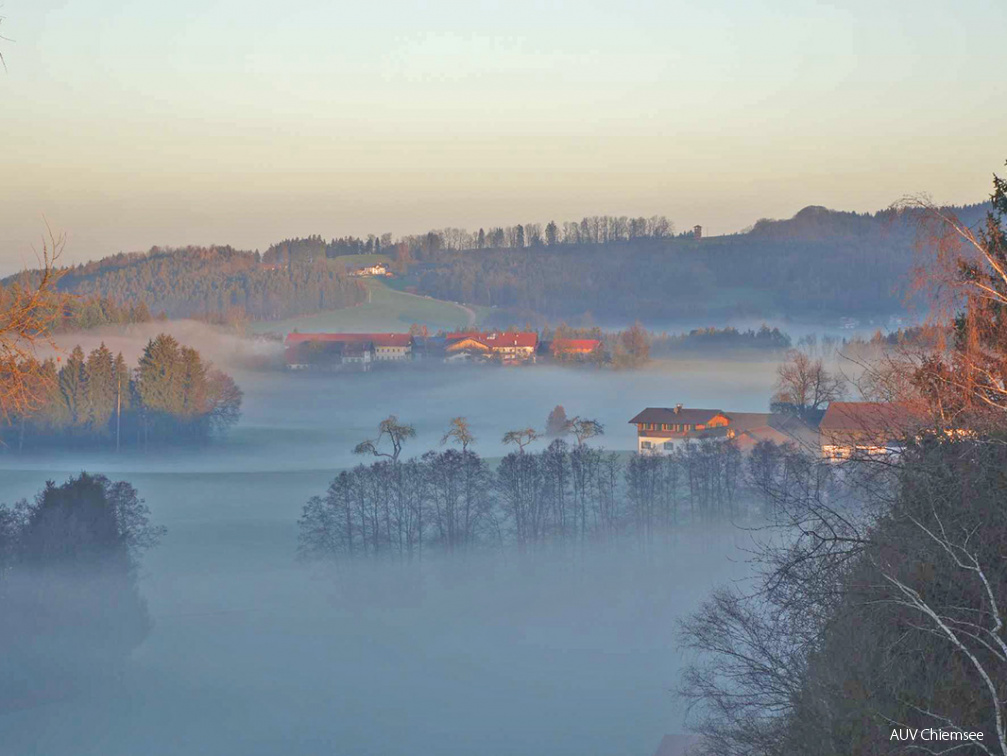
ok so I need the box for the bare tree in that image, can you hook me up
[502,427,539,453]
[568,417,604,446]
[441,416,475,452]
[771,349,846,419]
[0,11,9,72]
[0,226,64,424]
[353,415,416,462]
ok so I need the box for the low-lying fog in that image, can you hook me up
[1,325,783,756]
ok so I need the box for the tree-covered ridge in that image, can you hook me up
[263,234,395,264]
[43,246,366,321]
[407,203,993,323]
[3,334,242,449]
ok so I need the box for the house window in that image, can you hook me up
[663,441,674,450]
[641,441,653,449]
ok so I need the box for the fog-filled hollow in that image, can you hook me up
[0,328,785,755]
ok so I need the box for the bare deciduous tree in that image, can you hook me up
[353,415,416,462]
[771,349,847,419]
[441,416,475,452]
[568,417,604,446]
[502,427,539,453]
[0,227,64,424]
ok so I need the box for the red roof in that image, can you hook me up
[285,332,412,347]
[445,332,538,348]
[819,401,920,435]
[551,338,602,353]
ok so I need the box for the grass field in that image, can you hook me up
[254,279,479,334]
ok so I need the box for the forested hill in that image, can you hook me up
[407,202,992,325]
[28,246,367,321]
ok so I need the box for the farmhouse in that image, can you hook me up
[445,332,539,364]
[818,401,920,460]
[284,332,412,368]
[351,262,392,277]
[629,406,731,452]
[628,405,819,454]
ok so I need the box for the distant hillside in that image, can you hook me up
[33,246,366,322]
[406,202,993,325]
[7,202,993,328]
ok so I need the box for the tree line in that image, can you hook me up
[1,334,242,450]
[298,415,753,561]
[262,234,395,265]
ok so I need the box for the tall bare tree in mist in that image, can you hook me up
[441,416,475,452]
[0,227,63,426]
[353,415,416,463]
[770,349,846,419]
[680,165,1007,756]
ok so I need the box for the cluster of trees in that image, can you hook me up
[650,325,792,355]
[54,294,154,331]
[0,283,153,333]
[2,334,242,449]
[298,415,750,560]
[679,170,1007,753]
[0,474,163,710]
[41,246,366,322]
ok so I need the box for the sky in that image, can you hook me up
[2,0,1005,271]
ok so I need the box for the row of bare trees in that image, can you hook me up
[298,416,749,560]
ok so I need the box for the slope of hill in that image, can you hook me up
[407,202,993,325]
[254,279,481,335]
[31,246,367,321]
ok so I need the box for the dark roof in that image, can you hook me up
[629,407,725,425]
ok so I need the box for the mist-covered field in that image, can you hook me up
[0,338,782,756]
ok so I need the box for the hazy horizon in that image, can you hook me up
[3,0,1005,270]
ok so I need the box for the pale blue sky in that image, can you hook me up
[2,0,1005,269]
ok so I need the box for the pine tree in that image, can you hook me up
[179,346,208,419]
[59,346,89,428]
[136,334,184,416]
[114,352,131,451]
[85,343,117,433]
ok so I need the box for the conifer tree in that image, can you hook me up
[85,342,117,432]
[59,345,88,428]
